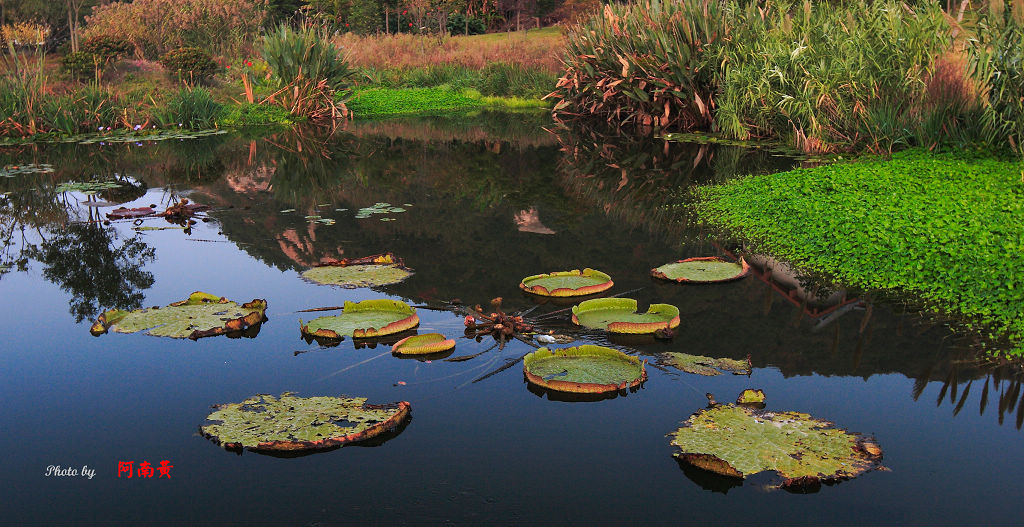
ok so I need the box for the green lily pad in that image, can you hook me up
[1,163,54,178]
[651,257,750,283]
[200,392,411,452]
[523,344,647,394]
[662,352,751,376]
[90,291,267,339]
[392,333,455,355]
[670,402,883,487]
[56,180,123,194]
[519,268,614,297]
[300,299,419,339]
[301,252,413,288]
[571,298,680,334]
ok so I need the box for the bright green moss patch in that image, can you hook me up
[696,150,1024,354]
[347,87,484,117]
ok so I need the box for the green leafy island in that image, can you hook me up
[200,392,411,452]
[571,297,680,334]
[90,291,267,339]
[697,149,1024,355]
[651,257,749,283]
[523,344,647,394]
[661,352,750,376]
[670,401,883,488]
[300,299,419,339]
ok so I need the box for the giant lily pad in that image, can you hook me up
[571,298,680,334]
[200,392,411,452]
[670,402,883,488]
[523,344,647,394]
[301,252,413,288]
[519,268,614,297]
[90,291,267,339]
[300,299,419,339]
[661,352,751,376]
[392,333,455,355]
[651,257,750,283]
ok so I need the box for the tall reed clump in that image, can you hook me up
[155,87,223,129]
[972,0,1024,156]
[550,0,959,153]
[260,24,354,121]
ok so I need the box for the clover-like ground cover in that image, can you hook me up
[697,149,1024,355]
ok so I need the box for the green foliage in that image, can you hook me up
[697,150,1024,354]
[154,88,224,129]
[159,47,218,84]
[972,4,1024,157]
[60,51,97,78]
[260,24,354,119]
[81,35,132,60]
[359,63,556,99]
[447,13,486,35]
[220,103,295,127]
[346,87,484,117]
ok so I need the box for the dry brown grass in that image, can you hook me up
[333,31,565,74]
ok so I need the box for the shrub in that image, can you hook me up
[260,24,353,120]
[154,87,223,128]
[159,47,218,84]
[81,35,132,60]
[446,14,486,35]
[61,51,97,79]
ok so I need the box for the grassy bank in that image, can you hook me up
[696,150,1024,354]
[347,87,548,118]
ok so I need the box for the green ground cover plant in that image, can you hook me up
[346,87,484,117]
[696,149,1024,354]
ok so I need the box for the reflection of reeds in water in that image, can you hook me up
[923,359,1024,430]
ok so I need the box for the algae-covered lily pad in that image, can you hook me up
[670,402,883,488]
[301,252,413,288]
[200,392,411,452]
[519,268,614,297]
[90,291,267,339]
[301,299,419,339]
[392,333,455,355]
[571,298,680,334]
[523,344,647,394]
[652,257,750,283]
[661,352,751,376]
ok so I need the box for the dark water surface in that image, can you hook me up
[2,113,1022,525]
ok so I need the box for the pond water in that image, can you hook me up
[2,112,1022,525]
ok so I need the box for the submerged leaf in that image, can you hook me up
[89,291,267,339]
[662,352,751,376]
[301,299,419,339]
[519,268,614,297]
[670,402,882,487]
[301,252,413,288]
[571,297,680,334]
[652,257,749,283]
[200,392,411,452]
[523,344,647,394]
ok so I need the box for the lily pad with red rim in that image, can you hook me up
[89,291,267,339]
[301,252,413,288]
[523,344,647,394]
[571,297,680,334]
[300,299,419,339]
[519,268,613,297]
[200,392,411,453]
[651,257,750,283]
[391,333,455,355]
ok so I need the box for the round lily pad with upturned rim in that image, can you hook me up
[301,252,413,288]
[391,333,455,355]
[89,291,267,339]
[200,392,411,452]
[523,344,647,394]
[519,268,614,297]
[300,299,419,339]
[651,257,750,283]
[571,297,680,334]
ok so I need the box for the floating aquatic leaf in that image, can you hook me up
[305,215,321,219]
[0,264,12,273]
[520,268,614,297]
[107,206,155,220]
[392,333,455,355]
[571,298,680,334]
[523,344,647,394]
[736,389,766,405]
[652,257,750,283]
[300,299,419,339]
[56,180,123,194]
[661,352,750,376]
[90,291,267,339]
[670,401,883,488]
[133,226,185,231]
[301,253,413,288]
[280,209,295,213]
[200,392,411,452]
[355,202,408,219]
[63,128,227,145]
[1,163,54,178]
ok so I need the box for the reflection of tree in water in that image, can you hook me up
[29,224,156,322]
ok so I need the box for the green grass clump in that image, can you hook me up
[220,103,296,127]
[696,150,1024,354]
[347,87,484,117]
